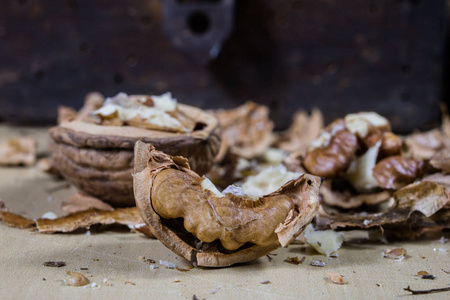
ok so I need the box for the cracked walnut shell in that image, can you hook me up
[133,141,321,267]
[49,102,221,206]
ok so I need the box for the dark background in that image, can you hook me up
[0,0,447,132]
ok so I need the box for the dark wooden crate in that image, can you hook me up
[0,0,446,132]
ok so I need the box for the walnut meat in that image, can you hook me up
[379,132,403,159]
[373,155,425,189]
[49,95,221,206]
[133,141,321,267]
[303,129,358,178]
[344,112,390,147]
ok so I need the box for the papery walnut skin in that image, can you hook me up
[133,141,321,267]
[373,155,425,189]
[303,130,358,178]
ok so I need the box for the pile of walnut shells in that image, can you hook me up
[49,94,450,266]
[49,93,221,206]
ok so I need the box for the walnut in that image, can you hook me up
[133,141,321,267]
[303,122,358,178]
[344,112,390,148]
[49,93,221,206]
[373,155,425,189]
[379,132,403,159]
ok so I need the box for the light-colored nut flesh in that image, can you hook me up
[344,112,390,148]
[303,130,358,178]
[133,141,321,267]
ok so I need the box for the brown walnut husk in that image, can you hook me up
[214,101,274,160]
[276,108,323,153]
[133,141,321,267]
[315,175,450,231]
[0,206,145,233]
[49,101,221,206]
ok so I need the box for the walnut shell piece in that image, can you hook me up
[373,156,425,189]
[430,148,450,173]
[49,103,221,206]
[214,101,274,160]
[276,108,324,153]
[133,141,321,267]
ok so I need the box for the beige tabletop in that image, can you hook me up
[0,125,449,300]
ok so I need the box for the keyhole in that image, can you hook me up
[187,11,210,35]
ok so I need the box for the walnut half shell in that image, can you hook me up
[49,103,221,206]
[133,141,321,267]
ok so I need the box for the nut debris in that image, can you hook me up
[102,278,113,286]
[43,261,66,268]
[438,236,449,244]
[303,224,343,256]
[64,272,90,287]
[310,260,326,267]
[382,248,407,260]
[0,204,145,233]
[0,137,37,166]
[327,273,347,284]
[417,271,429,276]
[61,193,113,213]
[284,256,306,265]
